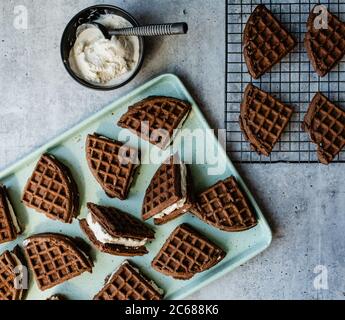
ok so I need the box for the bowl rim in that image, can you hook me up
[60,4,145,91]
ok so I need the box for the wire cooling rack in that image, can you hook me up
[226,0,345,163]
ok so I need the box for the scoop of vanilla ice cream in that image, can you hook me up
[69,17,138,85]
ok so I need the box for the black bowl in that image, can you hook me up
[61,5,145,90]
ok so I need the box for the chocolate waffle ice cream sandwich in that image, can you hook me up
[142,154,193,225]
[80,203,155,256]
[305,6,345,77]
[0,247,27,300]
[243,5,297,79]
[86,134,140,200]
[0,184,22,244]
[303,92,345,164]
[22,154,79,223]
[23,233,93,291]
[191,177,257,232]
[94,261,164,300]
[152,224,225,280]
[239,84,294,156]
[118,96,191,150]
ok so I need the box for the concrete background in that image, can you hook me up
[0,0,344,299]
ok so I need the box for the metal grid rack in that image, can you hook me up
[226,0,345,163]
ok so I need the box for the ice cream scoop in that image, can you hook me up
[91,22,188,39]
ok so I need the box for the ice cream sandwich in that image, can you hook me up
[142,154,193,225]
[80,203,155,256]
[0,184,22,244]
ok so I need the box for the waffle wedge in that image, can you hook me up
[118,96,191,149]
[0,247,26,300]
[303,92,345,164]
[22,154,79,223]
[94,261,163,300]
[191,177,257,232]
[86,134,140,200]
[243,5,297,79]
[23,233,93,291]
[152,224,225,280]
[305,6,345,77]
[239,84,293,156]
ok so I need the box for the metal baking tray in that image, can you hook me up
[0,74,271,300]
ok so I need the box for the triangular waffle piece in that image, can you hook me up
[239,84,294,156]
[243,5,297,79]
[0,247,26,300]
[190,177,257,232]
[305,6,345,77]
[80,203,155,256]
[22,154,79,223]
[86,134,140,200]
[0,185,21,244]
[142,155,193,225]
[152,224,225,280]
[302,92,345,164]
[118,96,191,149]
[94,261,163,300]
[23,233,93,291]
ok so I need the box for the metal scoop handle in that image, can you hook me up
[108,23,188,37]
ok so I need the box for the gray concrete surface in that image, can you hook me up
[0,0,344,300]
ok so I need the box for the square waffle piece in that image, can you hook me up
[0,247,26,300]
[305,6,345,77]
[302,92,345,164]
[152,224,225,280]
[86,134,140,200]
[243,5,297,79]
[22,154,79,223]
[94,261,164,300]
[239,84,294,156]
[118,96,191,150]
[191,177,257,232]
[23,233,93,291]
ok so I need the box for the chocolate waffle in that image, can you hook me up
[239,84,294,156]
[22,154,79,224]
[243,4,297,79]
[86,134,140,200]
[305,6,345,77]
[23,233,93,291]
[0,247,26,300]
[118,96,191,150]
[142,155,193,225]
[94,261,163,300]
[191,177,257,232]
[0,185,21,244]
[152,224,225,280]
[80,203,155,256]
[302,92,345,164]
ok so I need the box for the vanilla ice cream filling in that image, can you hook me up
[69,14,140,86]
[86,213,147,247]
[6,197,20,234]
[155,162,187,219]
